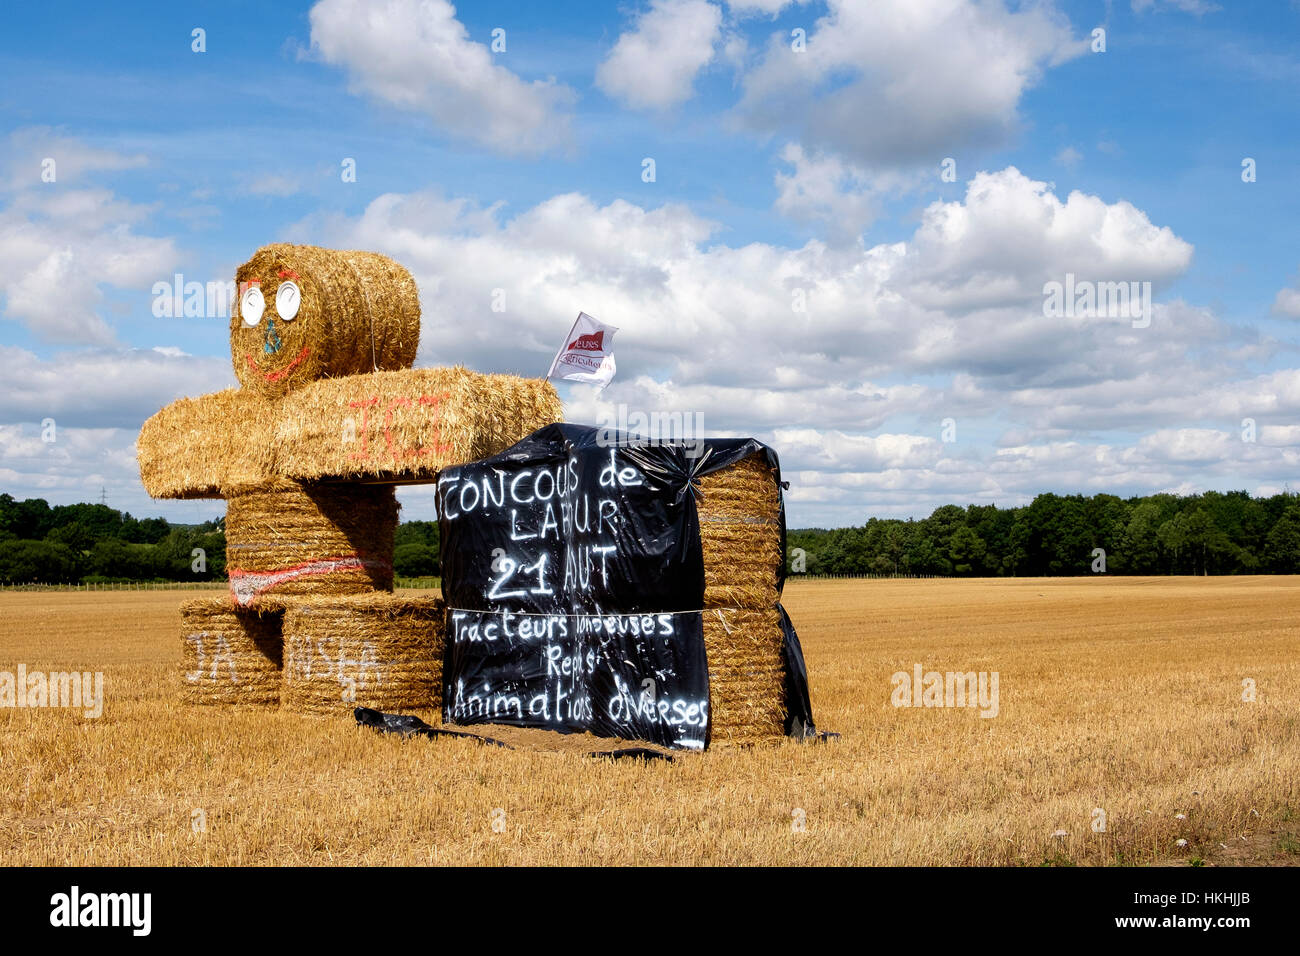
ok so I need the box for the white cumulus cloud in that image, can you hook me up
[308,0,576,155]
[1271,280,1300,318]
[596,0,724,110]
[0,130,178,345]
[734,0,1085,165]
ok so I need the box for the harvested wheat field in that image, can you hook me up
[1,577,1297,866]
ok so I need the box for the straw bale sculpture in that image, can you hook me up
[138,244,560,714]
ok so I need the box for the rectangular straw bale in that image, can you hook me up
[137,389,276,499]
[180,598,283,705]
[281,594,445,716]
[697,454,782,608]
[703,606,786,744]
[225,479,397,607]
[271,366,563,482]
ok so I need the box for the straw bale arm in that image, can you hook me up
[137,389,276,499]
[271,366,563,483]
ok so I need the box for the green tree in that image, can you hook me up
[395,520,440,553]
[1265,508,1300,572]
[905,535,945,574]
[1182,509,1231,575]
[394,542,439,577]
[1122,500,1163,573]
[1085,494,1130,572]
[46,521,98,552]
[153,526,226,580]
[1047,496,1093,575]
[89,539,164,580]
[966,504,1013,574]
[0,539,82,583]
[0,496,54,540]
[1157,513,1189,572]
[880,521,907,573]
[948,525,987,575]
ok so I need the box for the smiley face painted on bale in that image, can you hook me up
[230,243,422,399]
[230,257,318,392]
[233,267,314,391]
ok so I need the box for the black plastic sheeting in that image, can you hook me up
[778,604,816,738]
[354,706,512,747]
[354,707,676,761]
[437,424,815,751]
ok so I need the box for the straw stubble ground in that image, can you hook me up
[1,577,1296,866]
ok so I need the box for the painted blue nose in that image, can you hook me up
[263,317,283,354]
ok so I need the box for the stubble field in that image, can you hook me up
[1,577,1297,866]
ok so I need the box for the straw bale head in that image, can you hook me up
[231,244,420,398]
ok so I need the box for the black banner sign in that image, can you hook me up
[444,608,709,749]
[437,424,810,750]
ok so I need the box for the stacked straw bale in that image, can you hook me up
[225,479,398,607]
[137,389,276,499]
[144,242,565,718]
[281,594,446,716]
[697,453,782,609]
[702,607,786,743]
[231,244,420,398]
[694,453,787,742]
[271,366,564,482]
[180,598,284,705]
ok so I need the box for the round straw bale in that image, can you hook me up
[281,594,446,716]
[697,454,782,609]
[180,598,283,705]
[225,480,398,607]
[231,244,420,398]
[703,606,786,744]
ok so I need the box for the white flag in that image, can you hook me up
[546,312,618,389]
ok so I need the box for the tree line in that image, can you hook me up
[4,488,1298,583]
[788,491,1300,576]
[0,493,443,584]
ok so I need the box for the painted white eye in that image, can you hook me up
[240,286,265,327]
[275,281,301,321]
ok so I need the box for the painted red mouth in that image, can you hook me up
[246,345,310,383]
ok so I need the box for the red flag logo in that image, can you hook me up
[568,331,605,352]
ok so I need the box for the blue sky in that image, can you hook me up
[1,0,1298,527]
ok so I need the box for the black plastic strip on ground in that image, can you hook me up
[355,708,675,760]
[354,707,513,748]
